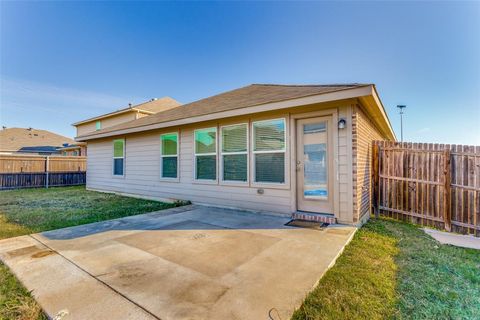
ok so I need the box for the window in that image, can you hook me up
[160,133,178,179]
[72,150,78,156]
[221,124,248,182]
[194,127,217,180]
[252,118,286,183]
[113,139,125,176]
[96,121,101,130]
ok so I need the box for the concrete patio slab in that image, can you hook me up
[0,205,356,320]
[423,228,480,250]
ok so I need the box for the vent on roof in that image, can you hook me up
[151,98,158,101]
[128,103,132,108]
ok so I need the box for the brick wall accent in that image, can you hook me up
[352,104,385,223]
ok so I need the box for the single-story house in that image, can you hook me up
[76,84,395,225]
[0,127,76,155]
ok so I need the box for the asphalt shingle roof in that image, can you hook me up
[77,84,369,139]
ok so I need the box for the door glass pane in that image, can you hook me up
[303,122,327,199]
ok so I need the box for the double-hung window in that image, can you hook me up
[113,139,125,176]
[221,124,248,182]
[252,118,286,184]
[160,133,178,179]
[194,127,217,180]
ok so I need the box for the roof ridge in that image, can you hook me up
[251,83,371,87]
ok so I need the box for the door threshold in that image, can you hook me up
[292,211,336,224]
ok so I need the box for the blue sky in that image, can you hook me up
[1,1,479,144]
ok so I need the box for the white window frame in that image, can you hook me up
[220,123,249,185]
[251,118,287,186]
[160,132,179,181]
[112,138,125,177]
[194,127,218,183]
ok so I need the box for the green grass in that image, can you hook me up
[0,186,180,320]
[292,218,480,320]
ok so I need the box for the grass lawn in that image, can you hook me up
[0,186,180,320]
[292,218,480,320]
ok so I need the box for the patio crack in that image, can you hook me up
[28,234,163,320]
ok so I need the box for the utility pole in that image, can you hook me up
[397,105,406,142]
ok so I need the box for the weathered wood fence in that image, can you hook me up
[0,155,87,190]
[372,141,480,236]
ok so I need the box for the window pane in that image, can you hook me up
[195,128,216,154]
[161,134,178,155]
[96,121,101,130]
[253,119,285,151]
[196,155,216,180]
[113,158,124,175]
[255,153,285,183]
[113,139,124,157]
[223,154,247,181]
[162,157,177,178]
[222,124,247,152]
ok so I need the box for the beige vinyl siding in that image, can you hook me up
[352,104,387,223]
[86,101,355,219]
[76,112,138,136]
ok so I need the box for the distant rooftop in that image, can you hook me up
[0,127,75,153]
[72,96,181,126]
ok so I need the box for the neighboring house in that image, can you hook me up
[0,127,76,155]
[76,84,395,225]
[57,142,87,156]
[72,97,181,137]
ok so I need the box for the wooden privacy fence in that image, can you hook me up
[372,141,480,236]
[0,155,87,190]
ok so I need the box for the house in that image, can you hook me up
[75,84,395,225]
[0,127,76,155]
[57,142,87,156]
[72,97,181,137]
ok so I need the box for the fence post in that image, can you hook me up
[45,156,49,189]
[372,142,380,218]
[443,149,451,232]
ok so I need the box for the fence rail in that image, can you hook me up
[0,155,87,190]
[372,141,480,236]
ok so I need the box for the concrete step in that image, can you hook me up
[292,212,336,224]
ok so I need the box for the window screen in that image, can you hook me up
[195,128,217,180]
[221,124,247,182]
[252,119,286,183]
[160,133,178,178]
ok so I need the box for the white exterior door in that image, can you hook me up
[296,116,334,214]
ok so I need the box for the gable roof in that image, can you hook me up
[76,83,395,141]
[0,128,76,153]
[71,96,181,126]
